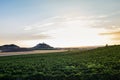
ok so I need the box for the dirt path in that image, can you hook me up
[0,50,67,56]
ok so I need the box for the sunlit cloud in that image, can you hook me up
[0,33,50,41]
[24,15,107,32]
[91,11,120,30]
[24,11,120,33]
[100,30,120,41]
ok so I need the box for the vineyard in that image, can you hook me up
[0,45,120,80]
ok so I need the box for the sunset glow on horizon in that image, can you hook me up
[0,0,120,47]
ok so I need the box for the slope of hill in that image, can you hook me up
[0,45,120,80]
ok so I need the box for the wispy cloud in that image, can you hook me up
[0,33,50,41]
[91,11,120,30]
[24,11,120,33]
[100,31,120,41]
[22,14,115,41]
[5,11,118,44]
[107,11,120,17]
[100,31,120,35]
[23,15,107,32]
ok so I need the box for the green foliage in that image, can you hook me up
[0,45,120,80]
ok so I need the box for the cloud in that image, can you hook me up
[23,15,107,32]
[19,34,50,40]
[90,11,120,30]
[22,15,112,43]
[98,12,120,43]
[100,31,120,41]
[107,11,120,17]
[0,33,50,41]
[100,31,120,35]
[22,12,120,42]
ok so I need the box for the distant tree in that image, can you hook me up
[105,44,108,47]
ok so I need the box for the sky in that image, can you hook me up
[0,0,120,47]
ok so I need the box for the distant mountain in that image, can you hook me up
[0,44,32,52]
[32,43,54,50]
[0,44,20,49]
[0,43,55,52]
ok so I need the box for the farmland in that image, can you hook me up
[0,45,120,80]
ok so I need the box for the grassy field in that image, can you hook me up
[0,45,120,80]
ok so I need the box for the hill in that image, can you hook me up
[0,45,120,80]
[0,44,32,52]
[0,44,20,52]
[0,43,54,52]
[32,43,54,50]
